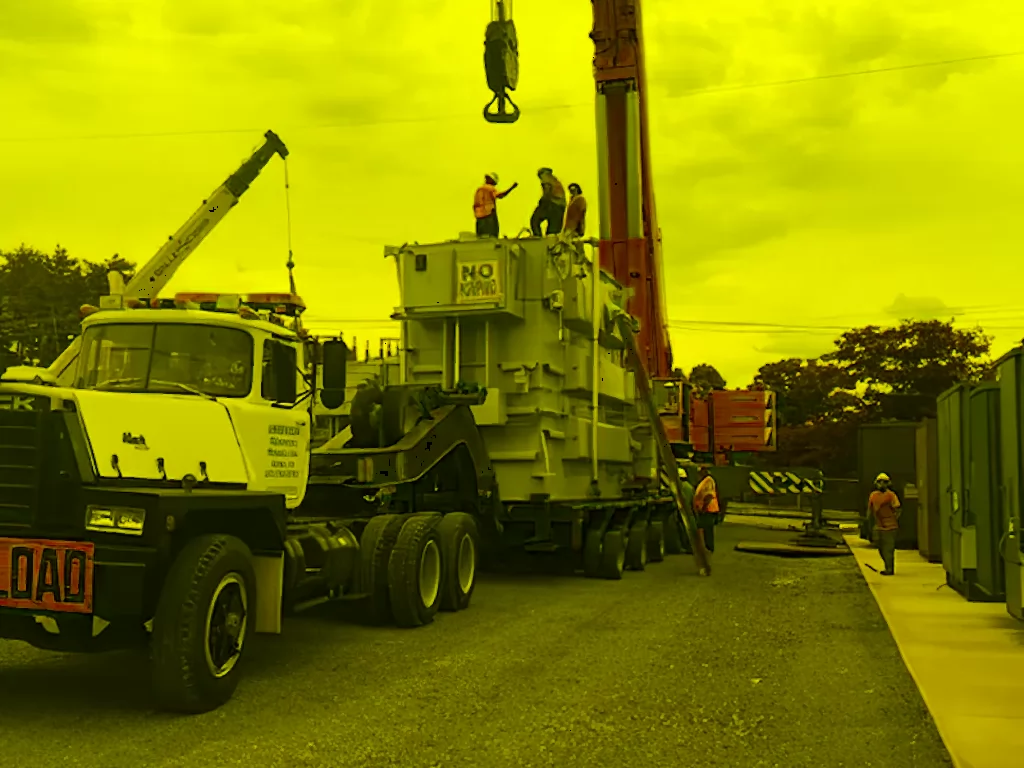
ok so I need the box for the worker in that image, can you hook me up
[868,472,901,575]
[678,467,696,554]
[693,465,721,566]
[530,167,566,236]
[563,183,587,236]
[473,172,518,237]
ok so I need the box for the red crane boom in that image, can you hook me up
[591,0,672,381]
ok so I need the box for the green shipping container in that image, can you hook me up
[996,348,1024,620]
[967,384,1004,602]
[937,383,975,597]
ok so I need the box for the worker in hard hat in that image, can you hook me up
[530,167,566,236]
[563,182,587,237]
[693,465,721,574]
[473,172,518,237]
[868,472,901,575]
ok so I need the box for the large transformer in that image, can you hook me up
[307,233,687,568]
[389,233,659,503]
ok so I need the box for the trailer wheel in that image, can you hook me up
[625,521,648,571]
[150,534,256,714]
[646,521,666,563]
[360,514,406,624]
[583,528,604,578]
[388,515,444,628]
[597,530,626,580]
[664,512,686,555]
[437,512,479,612]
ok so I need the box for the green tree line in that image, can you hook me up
[1,245,136,367]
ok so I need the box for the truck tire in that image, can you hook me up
[597,529,626,580]
[388,515,444,628]
[437,512,479,612]
[646,521,666,563]
[625,521,648,571]
[664,512,686,555]
[360,514,406,624]
[150,534,256,714]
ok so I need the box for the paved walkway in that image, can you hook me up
[845,535,1024,768]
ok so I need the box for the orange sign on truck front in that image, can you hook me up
[0,538,95,614]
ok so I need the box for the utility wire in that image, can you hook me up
[1,50,1019,144]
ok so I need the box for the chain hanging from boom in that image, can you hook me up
[483,0,520,123]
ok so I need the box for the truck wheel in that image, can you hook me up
[646,521,666,563]
[151,534,256,714]
[597,529,626,580]
[664,512,686,555]
[583,528,603,578]
[625,521,648,571]
[437,512,479,612]
[360,514,406,624]
[388,515,444,628]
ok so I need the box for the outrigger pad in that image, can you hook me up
[734,541,852,558]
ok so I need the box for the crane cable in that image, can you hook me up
[283,158,296,295]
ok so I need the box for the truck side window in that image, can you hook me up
[262,340,297,403]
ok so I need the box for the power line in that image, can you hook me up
[1,49,1019,144]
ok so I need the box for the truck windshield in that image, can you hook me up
[75,323,254,397]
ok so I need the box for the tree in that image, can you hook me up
[688,363,726,397]
[752,357,863,427]
[825,319,991,397]
[748,318,994,476]
[0,244,136,367]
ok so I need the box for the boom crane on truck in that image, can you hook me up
[37,131,289,386]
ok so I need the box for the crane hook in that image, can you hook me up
[483,1,520,124]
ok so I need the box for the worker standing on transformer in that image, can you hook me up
[473,172,518,237]
[693,465,721,574]
[868,472,901,575]
[530,167,566,236]
[563,183,587,236]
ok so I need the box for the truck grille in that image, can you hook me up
[0,410,45,528]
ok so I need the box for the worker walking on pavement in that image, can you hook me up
[563,183,587,237]
[473,172,518,237]
[693,465,721,568]
[868,472,901,575]
[530,167,566,236]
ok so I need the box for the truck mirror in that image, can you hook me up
[271,342,297,404]
[320,340,348,410]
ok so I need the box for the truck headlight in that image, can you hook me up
[86,505,146,535]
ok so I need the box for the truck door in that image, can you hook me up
[224,337,310,508]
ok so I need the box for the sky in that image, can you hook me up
[1,0,1022,387]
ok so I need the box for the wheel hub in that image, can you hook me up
[419,539,442,607]
[205,573,248,679]
[457,533,476,593]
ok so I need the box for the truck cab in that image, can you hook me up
[62,293,316,508]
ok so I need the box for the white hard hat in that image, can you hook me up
[487,172,499,184]
[875,472,890,483]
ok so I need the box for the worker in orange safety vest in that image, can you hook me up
[563,183,587,236]
[867,472,901,575]
[693,465,722,567]
[473,172,518,237]
[530,167,566,236]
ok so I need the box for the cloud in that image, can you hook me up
[752,334,837,359]
[882,293,961,321]
[0,0,100,44]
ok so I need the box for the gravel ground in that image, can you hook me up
[0,523,951,768]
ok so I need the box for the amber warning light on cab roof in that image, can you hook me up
[79,292,307,319]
